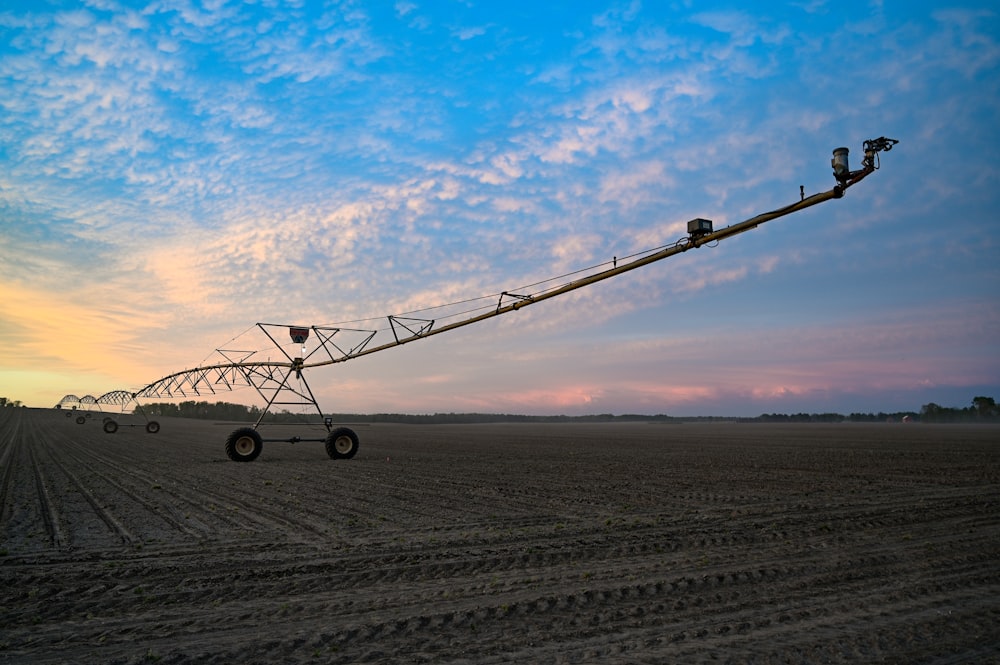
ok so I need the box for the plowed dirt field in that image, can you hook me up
[1,407,998,663]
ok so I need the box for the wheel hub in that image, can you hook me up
[333,435,353,454]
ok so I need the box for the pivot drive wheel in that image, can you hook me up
[226,427,263,462]
[76,415,86,424]
[103,419,119,434]
[146,421,160,434]
[325,427,360,459]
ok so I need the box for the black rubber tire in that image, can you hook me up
[325,427,360,459]
[226,427,263,462]
[146,421,160,434]
[75,415,86,424]
[103,420,119,434]
[65,411,73,418]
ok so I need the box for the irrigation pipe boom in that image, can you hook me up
[59,138,898,461]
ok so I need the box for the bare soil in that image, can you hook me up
[1,407,998,663]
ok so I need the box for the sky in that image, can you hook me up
[1,0,998,417]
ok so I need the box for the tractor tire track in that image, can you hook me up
[0,408,23,531]
[22,421,70,551]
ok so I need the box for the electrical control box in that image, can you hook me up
[687,218,713,237]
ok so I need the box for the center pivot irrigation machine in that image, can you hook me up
[62,138,897,461]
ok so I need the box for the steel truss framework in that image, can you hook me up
[58,390,138,410]
[57,390,160,433]
[63,138,897,458]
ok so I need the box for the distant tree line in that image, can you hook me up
[130,396,999,424]
[132,402,682,424]
[755,412,908,423]
[919,396,998,423]
[1,397,24,408]
[328,412,684,424]
[137,401,275,421]
[757,396,997,423]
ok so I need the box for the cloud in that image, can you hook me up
[929,8,1000,78]
[304,294,999,417]
[598,160,674,207]
[1,2,996,416]
[0,281,171,385]
[394,2,417,18]
[453,25,487,41]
